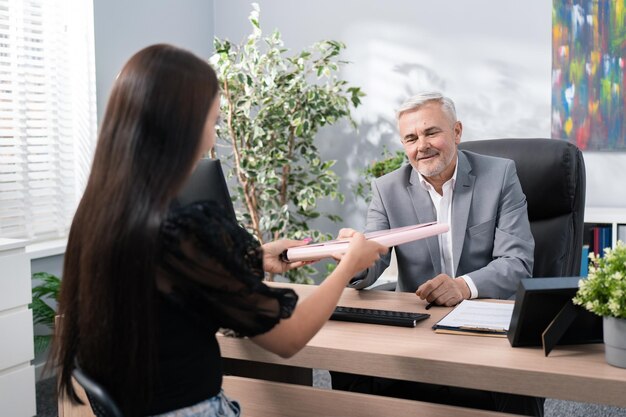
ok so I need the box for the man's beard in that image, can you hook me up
[414,151,451,178]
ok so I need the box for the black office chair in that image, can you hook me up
[72,366,124,417]
[459,138,586,277]
[371,138,586,291]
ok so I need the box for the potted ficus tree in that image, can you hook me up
[210,3,364,283]
[573,241,626,368]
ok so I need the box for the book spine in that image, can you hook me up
[580,245,589,277]
[604,226,612,253]
[599,226,612,257]
[618,224,626,245]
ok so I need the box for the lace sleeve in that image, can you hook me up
[158,201,298,337]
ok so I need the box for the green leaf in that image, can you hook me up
[327,214,343,222]
[34,335,52,356]
[321,160,336,170]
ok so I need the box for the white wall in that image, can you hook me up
[93,0,215,123]
[214,0,626,233]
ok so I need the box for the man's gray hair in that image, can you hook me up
[396,91,457,123]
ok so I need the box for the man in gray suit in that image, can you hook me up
[342,91,534,304]
[333,92,543,416]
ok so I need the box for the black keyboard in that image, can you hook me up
[331,306,430,328]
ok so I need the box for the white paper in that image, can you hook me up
[435,300,514,332]
[285,222,449,262]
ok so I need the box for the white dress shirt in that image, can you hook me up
[416,159,479,299]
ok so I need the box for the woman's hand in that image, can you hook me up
[337,232,388,276]
[262,238,315,274]
[330,228,357,262]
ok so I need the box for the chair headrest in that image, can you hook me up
[458,139,585,221]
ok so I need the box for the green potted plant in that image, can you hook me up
[210,3,364,284]
[354,147,407,203]
[30,272,61,355]
[573,241,626,368]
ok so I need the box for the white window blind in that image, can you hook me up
[0,0,96,242]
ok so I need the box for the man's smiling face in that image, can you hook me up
[399,101,462,186]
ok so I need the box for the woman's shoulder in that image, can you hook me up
[166,199,232,223]
[160,200,261,270]
[162,200,240,238]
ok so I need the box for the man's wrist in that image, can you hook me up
[454,277,471,299]
[459,275,478,299]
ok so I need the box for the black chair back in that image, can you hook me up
[459,138,586,277]
[177,158,237,222]
[72,367,124,417]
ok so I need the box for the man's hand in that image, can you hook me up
[415,274,470,306]
[330,228,358,262]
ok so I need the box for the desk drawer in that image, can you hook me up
[0,365,36,417]
[0,252,31,311]
[0,309,34,370]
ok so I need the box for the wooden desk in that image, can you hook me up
[59,282,626,417]
[219,283,626,409]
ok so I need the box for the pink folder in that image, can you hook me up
[284,222,449,262]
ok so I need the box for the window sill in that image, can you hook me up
[25,238,67,260]
[0,238,29,252]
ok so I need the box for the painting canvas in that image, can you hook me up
[552,0,626,151]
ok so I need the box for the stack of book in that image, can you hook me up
[588,225,612,257]
[581,224,613,276]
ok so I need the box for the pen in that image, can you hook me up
[425,301,435,310]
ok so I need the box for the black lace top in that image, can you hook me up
[145,201,298,415]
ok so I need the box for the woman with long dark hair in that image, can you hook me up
[50,44,386,417]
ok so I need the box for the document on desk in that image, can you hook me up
[283,222,449,262]
[432,300,514,338]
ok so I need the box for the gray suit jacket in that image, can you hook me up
[349,150,534,299]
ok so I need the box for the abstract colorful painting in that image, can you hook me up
[552,0,626,150]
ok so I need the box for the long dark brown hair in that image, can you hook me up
[50,44,218,416]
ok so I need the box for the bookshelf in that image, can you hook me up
[584,207,626,249]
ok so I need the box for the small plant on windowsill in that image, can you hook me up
[573,241,626,368]
[30,272,61,355]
